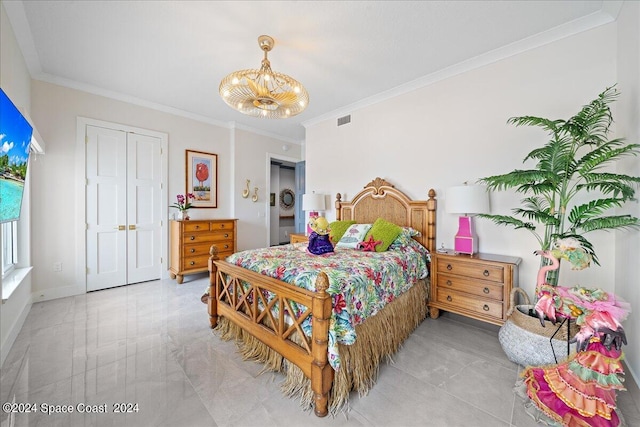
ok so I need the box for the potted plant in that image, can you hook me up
[479,86,640,366]
[478,86,640,286]
[171,193,195,220]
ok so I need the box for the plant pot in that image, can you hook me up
[498,288,576,366]
[178,210,190,220]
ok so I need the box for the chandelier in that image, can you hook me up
[219,35,309,119]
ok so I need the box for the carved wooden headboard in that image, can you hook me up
[335,177,437,252]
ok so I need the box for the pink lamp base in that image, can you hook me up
[454,215,478,255]
[306,211,319,235]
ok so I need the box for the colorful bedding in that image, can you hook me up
[224,238,430,370]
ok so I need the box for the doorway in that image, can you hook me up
[78,118,168,292]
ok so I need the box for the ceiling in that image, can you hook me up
[4,1,621,143]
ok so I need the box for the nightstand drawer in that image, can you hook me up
[435,289,503,319]
[429,251,521,326]
[435,258,504,283]
[436,274,504,301]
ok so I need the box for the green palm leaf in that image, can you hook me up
[477,86,639,282]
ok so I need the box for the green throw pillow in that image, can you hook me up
[329,220,356,244]
[365,218,403,252]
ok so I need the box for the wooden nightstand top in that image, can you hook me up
[289,233,308,244]
[434,249,522,266]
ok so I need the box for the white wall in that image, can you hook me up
[307,23,618,298]
[29,81,233,299]
[0,1,33,365]
[615,0,640,384]
[305,21,640,376]
[233,129,302,250]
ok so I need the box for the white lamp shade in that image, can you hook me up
[446,185,490,215]
[302,193,326,211]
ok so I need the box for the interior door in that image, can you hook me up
[126,132,162,284]
[86,126,162,291]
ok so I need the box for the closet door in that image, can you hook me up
[126,132,162,284]
[86,126,128,291]
[86,126,162,291]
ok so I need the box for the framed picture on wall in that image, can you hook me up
[186,149,218,208]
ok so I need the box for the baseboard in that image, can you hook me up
[31,283,85,303]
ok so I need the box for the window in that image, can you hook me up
[1,220,18,276]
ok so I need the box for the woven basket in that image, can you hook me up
[498,288,576,366]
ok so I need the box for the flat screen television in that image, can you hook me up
[0,88,33,223]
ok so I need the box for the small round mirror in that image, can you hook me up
[280,189,295,210]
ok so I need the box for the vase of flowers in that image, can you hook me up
[171,193,195,220]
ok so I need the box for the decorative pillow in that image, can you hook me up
[389,227,421,249]
[364,218,403,252]
[329,220,356,244]
[335,223,372,249]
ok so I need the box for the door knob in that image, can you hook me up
[114,225,125,230]
[128,225,136,230]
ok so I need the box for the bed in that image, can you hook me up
[205,177,437,417]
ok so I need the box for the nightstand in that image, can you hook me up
[289,233,308,244]
[429,250,521,326]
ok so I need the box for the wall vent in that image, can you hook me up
[337,115,351,126]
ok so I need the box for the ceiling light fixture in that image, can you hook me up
[219,35,309,119]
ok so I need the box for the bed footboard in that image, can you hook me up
[208,250,334,417]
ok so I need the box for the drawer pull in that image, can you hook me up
[483,270,489,277]
[190,261,195,266]
[483,304,490,311]
[446,295,452,302]
[220,224,225,228]
[195,225,200,229]
[446,264,452,271]
[190,248,195,253]
[446,280,452,286]
[224,233,229,238]
[483,287,490,294]
[190,236,195,241]
[224,244,229,249]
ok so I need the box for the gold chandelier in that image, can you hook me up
[219,35,309,119]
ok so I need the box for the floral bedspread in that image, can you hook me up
[224,239,430,370]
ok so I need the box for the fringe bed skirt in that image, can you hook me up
[214,279,429,415]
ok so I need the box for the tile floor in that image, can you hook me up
[1,274,638,427]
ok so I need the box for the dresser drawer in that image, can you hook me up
[436,274,504,301]
[210,231,234,243]
[210,240,233,253]
[183,232,216,244]
[211,221,234,231]
[183,242,212,257]
[182,254,210,271]
[183,222,210,232]
[435,289,503,320]
[435,258,504,283]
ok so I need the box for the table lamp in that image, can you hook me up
[446,184,490,254]
[302,193,326,235]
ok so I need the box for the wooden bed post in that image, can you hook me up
[208,245,219,329]
[426,189,437,253]
[335,193,342,220]
[310,272,334,417]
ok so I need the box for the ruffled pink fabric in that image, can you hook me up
[522,340,624,427]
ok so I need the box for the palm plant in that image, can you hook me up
[478,86,640,285]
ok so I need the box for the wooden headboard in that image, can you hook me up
[335,177,437,252]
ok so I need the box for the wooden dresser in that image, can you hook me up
[169,219,237,284]
[429,250,521,326]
